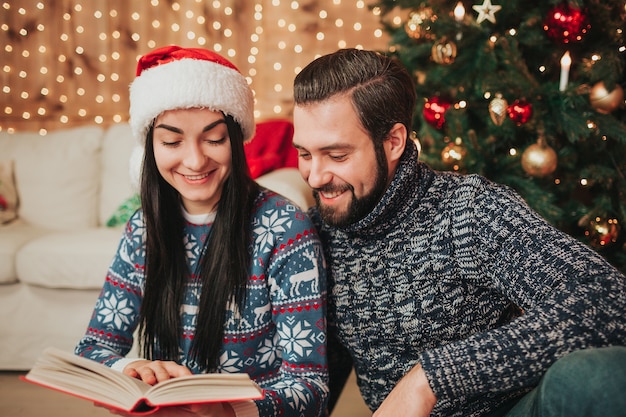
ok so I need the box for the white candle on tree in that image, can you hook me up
[454,2,465,21]
[454,2,465,40]
[559,51,571,92]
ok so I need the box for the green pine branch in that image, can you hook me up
[371,0,626,272]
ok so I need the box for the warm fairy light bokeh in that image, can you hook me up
[0,0,396,134]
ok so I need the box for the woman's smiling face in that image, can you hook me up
[152,107,232,214]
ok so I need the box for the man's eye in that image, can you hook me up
[330,154,347,161]
[298,152,311,160]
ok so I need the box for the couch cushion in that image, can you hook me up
[0,221,54,284]
[0,283,101,370]
[255,167,315,210]
[15,228,123,289]
[99,123,136,226]
[0,126,103,230]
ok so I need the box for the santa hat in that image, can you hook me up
[128,45,255,189]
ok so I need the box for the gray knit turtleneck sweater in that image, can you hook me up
[309,142,626,417]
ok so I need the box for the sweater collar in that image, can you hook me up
[331,141,433,236]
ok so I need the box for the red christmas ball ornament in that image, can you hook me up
[581,215,621,249]
[543,3,590,44]
[506,99,533,125]
[423,96,451,129]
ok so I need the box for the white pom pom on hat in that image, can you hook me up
[128,45,255,190]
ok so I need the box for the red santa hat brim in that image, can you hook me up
[127,46,255,190]
[129,46,255,143]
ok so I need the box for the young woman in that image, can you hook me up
[75,46,328,417]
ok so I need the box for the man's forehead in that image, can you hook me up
[293,131,367,154]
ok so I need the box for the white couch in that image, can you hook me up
[0,123,313,370]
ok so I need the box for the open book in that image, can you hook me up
[21,347,264,415]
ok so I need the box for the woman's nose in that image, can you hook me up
[183,142,206,170]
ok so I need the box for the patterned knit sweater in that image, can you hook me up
[310,142,626,417]
[76,189,328,417]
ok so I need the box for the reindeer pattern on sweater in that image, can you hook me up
[76,189,328,417]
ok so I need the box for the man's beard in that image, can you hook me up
[315,159,388,228]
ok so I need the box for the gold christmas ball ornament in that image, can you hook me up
[431,38,457,64]
[441,139,467,170]
[405,7,437,41]
[583,215,621,249]
[488,94,508,126]
[521,142,558,177]
[589,82,624,114]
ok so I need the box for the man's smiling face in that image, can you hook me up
[293,95,388,227]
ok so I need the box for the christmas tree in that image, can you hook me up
[373,0,626,272]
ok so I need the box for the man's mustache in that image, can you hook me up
[313,183,353,195]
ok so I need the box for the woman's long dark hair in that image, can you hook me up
[138,114,259,371]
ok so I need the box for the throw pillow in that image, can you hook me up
[244,119,298,179]
[106,193,140,227]
[0,160,18,225]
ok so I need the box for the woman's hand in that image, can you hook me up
[123,360,193,385]
[98,362,236,416]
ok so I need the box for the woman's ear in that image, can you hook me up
[385,122,407,164]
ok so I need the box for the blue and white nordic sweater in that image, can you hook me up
[310,142,626,417]
[76,189,328,417]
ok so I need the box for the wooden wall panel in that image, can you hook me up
[1,0,394,133]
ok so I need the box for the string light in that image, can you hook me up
[1,0,397,133]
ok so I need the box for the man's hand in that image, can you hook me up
[373,363,437,417]
[123,360,193,385]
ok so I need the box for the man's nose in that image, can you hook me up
[306,158,331,190]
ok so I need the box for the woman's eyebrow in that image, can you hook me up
[154,118,226,134]
[154,123,182,133]
[202,119,226,132]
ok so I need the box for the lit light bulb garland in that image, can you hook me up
[1,1,394,132]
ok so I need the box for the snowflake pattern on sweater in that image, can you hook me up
[311,142,626,417]
[76,189,328,417]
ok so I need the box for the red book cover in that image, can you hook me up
[21,347,264,415]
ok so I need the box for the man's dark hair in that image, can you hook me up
[293,48,416,145]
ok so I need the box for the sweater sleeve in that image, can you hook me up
[74,212,145,367]
[419,178,626,405]
[250,199,329,417]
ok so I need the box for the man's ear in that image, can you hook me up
[385,122,407,163]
